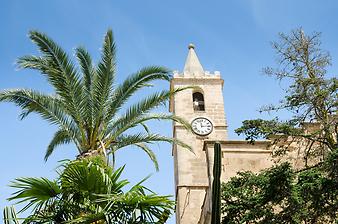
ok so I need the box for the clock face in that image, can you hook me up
[191,117,213,136]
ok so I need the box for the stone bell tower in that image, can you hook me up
[170,44,228,224]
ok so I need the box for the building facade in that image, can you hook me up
[170,45,274,224]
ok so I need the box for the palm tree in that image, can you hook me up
[5,155,174,223]
[0,29,190,169]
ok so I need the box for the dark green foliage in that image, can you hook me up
[297,150,338,223]
[235,118,302,143]
[156,209,171,224]
[6,156,174,223]
[221,163,300,224]
[221,159,338,223]
[211,142,222,224]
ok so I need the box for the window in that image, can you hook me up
[192,92,205,111]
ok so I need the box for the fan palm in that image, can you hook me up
[0,29,191,169]
[5,155,174,223]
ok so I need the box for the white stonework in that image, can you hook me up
[170,45,273,224]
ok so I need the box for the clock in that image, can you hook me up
[191,117,213,136]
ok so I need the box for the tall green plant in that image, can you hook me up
[0,29,191,170]
[211,142,222,224]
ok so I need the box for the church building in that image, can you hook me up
[170,44,274,224]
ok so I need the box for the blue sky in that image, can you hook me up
[1,1,338,223]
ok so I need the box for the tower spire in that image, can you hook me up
[183,44,204,76]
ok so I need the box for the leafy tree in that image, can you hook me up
[5,155,174,223]
[236,29,337,162]
[0,29,191,170]
[221,29,337,223]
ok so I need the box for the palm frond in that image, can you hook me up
[92,29,116,134]
[109,87,189,140]
[3,206,20,224]
[101,186,174,223]
[75,47,94,94]
[134,143,159,171]
[107,165,130,193]
[106,113,191,141]
[21,31,85,132]
[8,177,60,213]
[61,157,128,198]
[65,212,105,224]
[112,133,192,161]
[17,55,50,72]
[75,46,95,132]
[156,209,171,224]
[0,89,81,149]
[140,122,151,134]
[45,129,72,161]
[92,179,174,223]
[105,66,171,123]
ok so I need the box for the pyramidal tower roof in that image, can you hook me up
[183,44,204,76]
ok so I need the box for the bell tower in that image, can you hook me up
[170,44,227,224]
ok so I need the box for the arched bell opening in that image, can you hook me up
[192,92,205,111]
